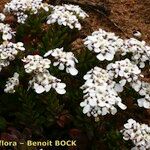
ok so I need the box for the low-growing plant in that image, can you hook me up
[0,0,149,150]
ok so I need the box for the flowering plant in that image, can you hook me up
[0,0,149,149]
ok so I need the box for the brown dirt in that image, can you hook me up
[79,0,150,43]
[108,0,150,42]
[0,0,9,11]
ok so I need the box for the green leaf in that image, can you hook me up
[0,117,6,130]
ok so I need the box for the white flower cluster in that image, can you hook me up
[0,23,15,41]
[29,70,66,94]
[47,4,88,30]
[0,41,25,71]
[84,30,150,68]
[22,55,51,73]
[131,80,150,109]
[0,13,5,21]
[4,0,51,24]
[44,48,78,76]
[4,72,19,93]
[107,59,141,84]
[61,4,88,19]
[22,55,66,94]
[84,29,123,61]
[16,12,28,24]
[121,119,150,150]
[80,67,127,117]
[121,38,150,68]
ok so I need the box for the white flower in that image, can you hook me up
[63,4,88,19]
[0,13,6,21]
[0,23,15,41]
[29,70,66,94]
[4,0,43,13]
[4,72,19,93]
[22,55,51,73]
[0,41,25,71]
[40,3,51,12]
[121,119,150,150]
[80,67,127,117]
[131,80,150,109]
[22,54,67,95]
[44,48,78,76]
[16,12,28,24]
[47,4,88,30]
[14,42,26,51]
[4,0,52,24]
[106,59,141,86]
[84,29,123,61]
[121,38,150,68]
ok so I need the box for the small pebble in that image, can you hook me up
[133,30,142,38]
